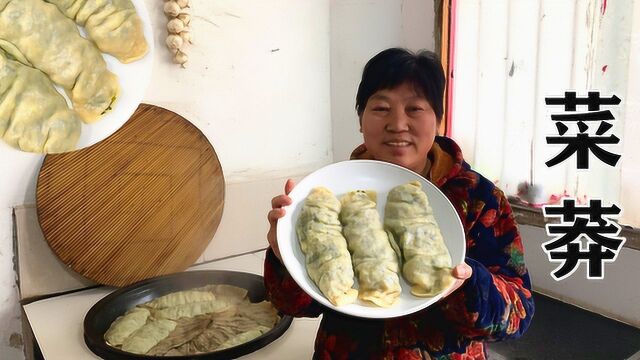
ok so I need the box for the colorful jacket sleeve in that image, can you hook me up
[437,174,535,342]
[263,248,323,318]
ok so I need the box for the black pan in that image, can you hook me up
[84,270,293,360]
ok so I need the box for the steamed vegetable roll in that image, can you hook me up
[121,319,177,355]
[152,300,231,320]
[0,0,120,123]
[296,187,358,306]
[104,307,150,346]
[340,190,401,307]
[143,290,216,309]
[384,181,455,297]
[45,0,148,63]
[0,50,80,153]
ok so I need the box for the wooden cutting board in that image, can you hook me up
[36,104,225,287]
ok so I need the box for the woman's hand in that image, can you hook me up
[266,179,296,262]
[440,262,473,299]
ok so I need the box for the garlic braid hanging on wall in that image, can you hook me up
[164,0,192,68]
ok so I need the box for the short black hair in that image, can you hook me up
[355,48,446,121]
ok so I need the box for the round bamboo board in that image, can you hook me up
[36,104,224,287]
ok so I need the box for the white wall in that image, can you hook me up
[330,0,435,161]
[145,0,333,182]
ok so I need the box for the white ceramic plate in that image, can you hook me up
[0,0,154,153]
[75,0,154,149]
[277,160,466,319]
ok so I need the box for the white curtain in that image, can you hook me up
[450,0,639,227]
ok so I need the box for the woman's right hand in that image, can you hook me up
[266,179,296,262]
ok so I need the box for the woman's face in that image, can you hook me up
[360,82,438,174]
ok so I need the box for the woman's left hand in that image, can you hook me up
[440,262,473,299]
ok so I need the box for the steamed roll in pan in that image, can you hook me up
[0,0,120,123]
[104,307,150,346]
[121,319,177,355]
[143,290,216,309]
[340,190,401,307]
[152,300,231,320]
[296,187,358,306]
[384,181,455,297]
[45,0,148,63]
[0,51,80,153]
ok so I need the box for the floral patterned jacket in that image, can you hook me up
[264,136,535,360]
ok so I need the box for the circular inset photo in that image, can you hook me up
[0,0,154,154]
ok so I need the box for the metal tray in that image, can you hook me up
[84,270,293,359]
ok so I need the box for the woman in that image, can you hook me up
[265,48,534,360]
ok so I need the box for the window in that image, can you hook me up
[448,0,639,232]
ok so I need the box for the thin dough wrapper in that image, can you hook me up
[296,187,357,306]
[0,51,80,153]
[340,190,401,307]
[0,0,119,123]
[236,301,280,328]
[152,300,231,320]
[45,0,148,63]
[146,314,212,356]
[384,181,455,297]
[185,317,261,354]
